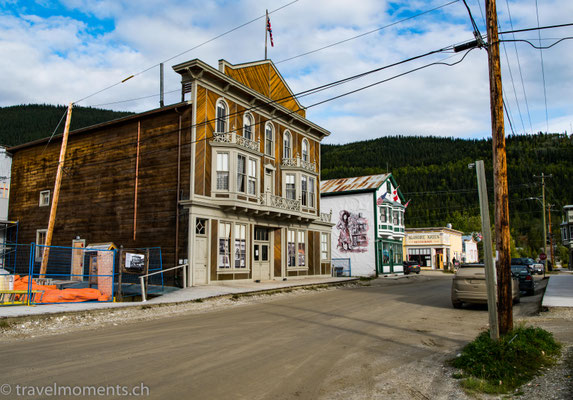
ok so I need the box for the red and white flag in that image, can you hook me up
[404,199,411,208]
[392,185,400,202]
[267,15,274,47]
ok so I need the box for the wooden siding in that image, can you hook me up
[274,228,282,278]
[8,106,193,277]
[195,86,207,196]
[210,219,218,281]
[223,63,306,118]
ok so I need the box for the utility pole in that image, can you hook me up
[534,173,552,270]
[548,204,555,268]
[486,0,512,335]
[40,102,73,277]
[474,160,499,340]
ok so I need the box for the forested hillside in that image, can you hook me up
[322,133,573,257]
[0,104,133,147]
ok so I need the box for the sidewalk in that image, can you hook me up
[542,273,573,308]
[0,276,357,319]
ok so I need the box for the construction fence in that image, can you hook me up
[0,243,164,305]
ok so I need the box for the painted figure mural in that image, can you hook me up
[336,210,369,252]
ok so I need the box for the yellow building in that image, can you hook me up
[404,226,463,270]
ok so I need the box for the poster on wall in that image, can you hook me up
[125,252,146,273]
[336,210,369,253]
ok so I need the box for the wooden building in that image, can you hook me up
[8,58,334,286]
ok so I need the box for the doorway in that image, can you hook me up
[253,227,271,281]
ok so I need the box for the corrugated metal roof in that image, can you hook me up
[320,173,390,194]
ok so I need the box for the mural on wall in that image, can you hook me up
[336,210,369,252]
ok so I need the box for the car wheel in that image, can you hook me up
[452,301,462,309]
[416,271,420,274]
[513,295,520,304]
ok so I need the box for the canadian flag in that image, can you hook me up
[392,185,400,202]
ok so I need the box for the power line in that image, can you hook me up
[275,0,460,64]
[535,0,549,133]
[498,22,573,35]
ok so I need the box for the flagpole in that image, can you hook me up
[265,9,268,60]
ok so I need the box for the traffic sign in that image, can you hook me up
[539,253,547,261]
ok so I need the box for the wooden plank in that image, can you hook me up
[274,228,282,278]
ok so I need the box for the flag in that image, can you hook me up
[267,16,274,47]
[392,185,400,202]
[376,192,387,205]
[404,199,411,208]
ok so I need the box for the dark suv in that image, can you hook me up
[403,261,421,275]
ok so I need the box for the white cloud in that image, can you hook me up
[0,0,572,143]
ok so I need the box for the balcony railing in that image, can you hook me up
[259,192,300,212]
[320,210,332,223]
[281,156,317,173]
[212,132,260,153]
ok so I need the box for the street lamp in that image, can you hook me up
[526,196,547,271]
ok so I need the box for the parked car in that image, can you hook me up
[511,265,535,295]
[524,258,544,275]
[511,258,536,275]
[451,263,520,308]
[403,261,421,275]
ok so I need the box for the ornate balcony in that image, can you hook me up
[281,156,317,173]
[259,192,300,212]
[211,132,260,153]
[320,210,332,223]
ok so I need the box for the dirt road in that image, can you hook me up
[0,275,537,399]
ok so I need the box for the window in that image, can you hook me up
[234,224,247,268]
[248,158,257,195]
[218,222,231,268]
[255,227,269,241]
[243,113,253,140]
[298,231,306,267]
[286,174,296,200]
[237,155,246,193]
[39,190,50,207]
[216,100,228,133]
[379,207,387,223]
[265,122,274,156]
[196,218,207,235]
[400,211,404,226]
[301,176,308,206]
[302,139,309,161]
[35,229,47,262]
[308,177,315,208]
[283,130,292,159]
[393,210,399,225]
[287,230,296,267]
[321,233,330,260]
[387,181,391,194]
[216,153,229,190]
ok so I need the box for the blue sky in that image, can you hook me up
[1,0,572,143]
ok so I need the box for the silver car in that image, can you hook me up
[451,263,520,308]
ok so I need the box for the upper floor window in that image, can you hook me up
[216,153,229,190]
[393,210,399,225]
[237,155,247,193]
[265,122,274,157]
[39,190,51,207]
[216,100,228,134]
[302,139,309,161]
[283,130,292,159]
[243,113,254,140]
[379,206,387,223]
[309,177,315,208]
[248,158,257,196]
[386,181,391,194]
[286,174,296,200]
[301,175,308,207]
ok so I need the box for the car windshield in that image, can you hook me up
[522,258,534,265]
[511,266,527,273]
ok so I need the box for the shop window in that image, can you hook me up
[298,231,306,267]
[218,222,231,268]
[234,224,247,268]
[287,230,296,267]
[321,233,330,260]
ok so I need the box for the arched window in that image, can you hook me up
[283,130,292,159]
[265,122,274,156]
[215,99,228,134]
[302,138,309,161]
[243,113,253,140]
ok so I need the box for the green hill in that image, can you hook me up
[322,133,573,257]
[0,104,133,147]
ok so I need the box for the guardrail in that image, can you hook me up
[140,264,188,302]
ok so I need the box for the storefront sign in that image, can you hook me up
[406,233,444,245]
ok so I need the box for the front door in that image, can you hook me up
[253,227,271,281]
[193,236,208,285]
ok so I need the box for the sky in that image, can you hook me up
[1,0,572,144]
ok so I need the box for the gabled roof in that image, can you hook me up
[320,173,391,194]
[218,59,305,118]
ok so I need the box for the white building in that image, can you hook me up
[320,174,406,276]
[0,147,12,268]
[462,235,479,263]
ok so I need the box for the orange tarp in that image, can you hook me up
[13,275,109,303]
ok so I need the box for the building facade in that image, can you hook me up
[8,58,333,286]
[404,227,463,270]
[320,174,406,276]
[560,205,573,269]
[462,235,479,263]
